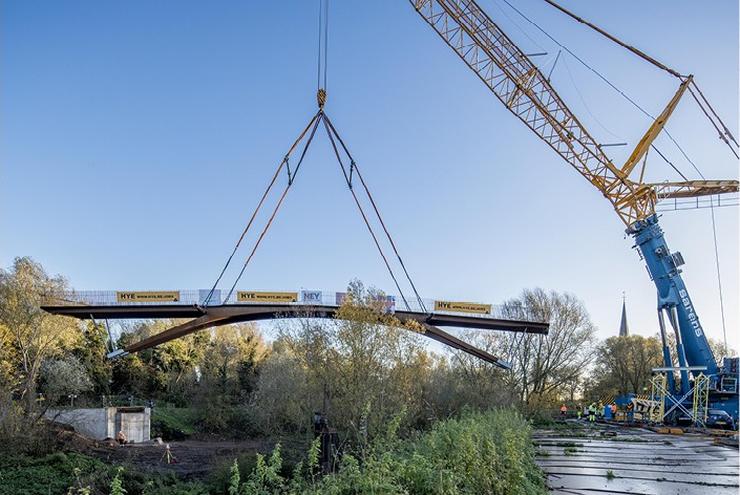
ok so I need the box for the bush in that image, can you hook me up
[151,407,197,440]
[226,408,546,495]
[0,452,109,495]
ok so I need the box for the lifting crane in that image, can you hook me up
[409,0,739,422]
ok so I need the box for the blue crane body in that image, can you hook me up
[630,214,739,421]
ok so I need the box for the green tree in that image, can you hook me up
[587,335,663,397]
[0,257,80,417]
[258,280,432,441]
[70,322,111,398]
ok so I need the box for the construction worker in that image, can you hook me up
[576,405,582,420]
[588,403,596,423]
[611,403,617,417]
[560,404,568,418]
[116,430,127,445]
[626,401,635,423]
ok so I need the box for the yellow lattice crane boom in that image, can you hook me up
[410,0,738,226]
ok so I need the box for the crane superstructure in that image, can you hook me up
[410,0,739,421]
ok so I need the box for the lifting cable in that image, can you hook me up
[323,114,427,313]
[207,108,426,313]
[205,0,426,313]
[203,111,322,306]
[321,117,411,311]
[220,113,323,304]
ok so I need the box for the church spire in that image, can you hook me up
[619,292,629,337]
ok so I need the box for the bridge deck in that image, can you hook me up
[43,302,548,369]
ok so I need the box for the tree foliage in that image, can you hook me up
[585,335,663,398]
[0,257,80,420]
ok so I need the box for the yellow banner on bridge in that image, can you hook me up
[116,291,180,303]
[434,300,491,314]
[237,291,298,303]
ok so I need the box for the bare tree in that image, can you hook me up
[495,288,596,406]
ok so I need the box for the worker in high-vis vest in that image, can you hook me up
[588,403,596,423]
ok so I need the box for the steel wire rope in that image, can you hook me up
[203,112,322,306]
[320,116,412,312]
[687,84,739,159]
[323,114,428,314]
[498,0,709,182]
[221,114,324,304]
[689,81,739,148]
[523,0,733,355]
[541,0,739,159]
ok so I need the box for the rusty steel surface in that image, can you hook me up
[42,303,548,368]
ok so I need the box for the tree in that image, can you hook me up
[70,322,112,398]
[586,335,663,398]
[39,356,93,406]
[257,280,432,441]
[492,288,596,407]
[0,257,80,417]
[663,333,737,368]
[198,323,267,399]
[111,320,208,403]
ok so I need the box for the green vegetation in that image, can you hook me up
[151,407,198,440]
[0,453,207,495]
[0,410,545,495]
[606,469,616,480]
[224,408,546,495]
[0,452,106,495]
[2,259,583,494]
[563,446,579,456]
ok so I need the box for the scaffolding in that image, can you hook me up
[650,367,710,426]
[692,373,710,427]
[650,373,667,423]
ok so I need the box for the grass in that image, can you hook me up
[151,406,198,440]
[0,451,209,495]
[563,446,579,456]
[606,469,615,480]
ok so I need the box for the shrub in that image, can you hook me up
[226,408,546,495]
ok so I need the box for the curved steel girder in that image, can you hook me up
[42,303,548,368]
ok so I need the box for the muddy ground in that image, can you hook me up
[534,420,739,495]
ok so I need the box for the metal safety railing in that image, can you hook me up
[48,289,545,322]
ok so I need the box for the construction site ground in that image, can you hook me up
[534,419,739,495]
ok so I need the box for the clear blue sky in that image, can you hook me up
[1,0,738,350]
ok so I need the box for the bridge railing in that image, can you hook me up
[51,289,541,322]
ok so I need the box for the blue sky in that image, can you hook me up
[1,0,738,351]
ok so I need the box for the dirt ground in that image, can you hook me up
[53,427,282,480]
[88,439,271,479]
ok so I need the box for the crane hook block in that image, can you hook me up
[317,88,327,108]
